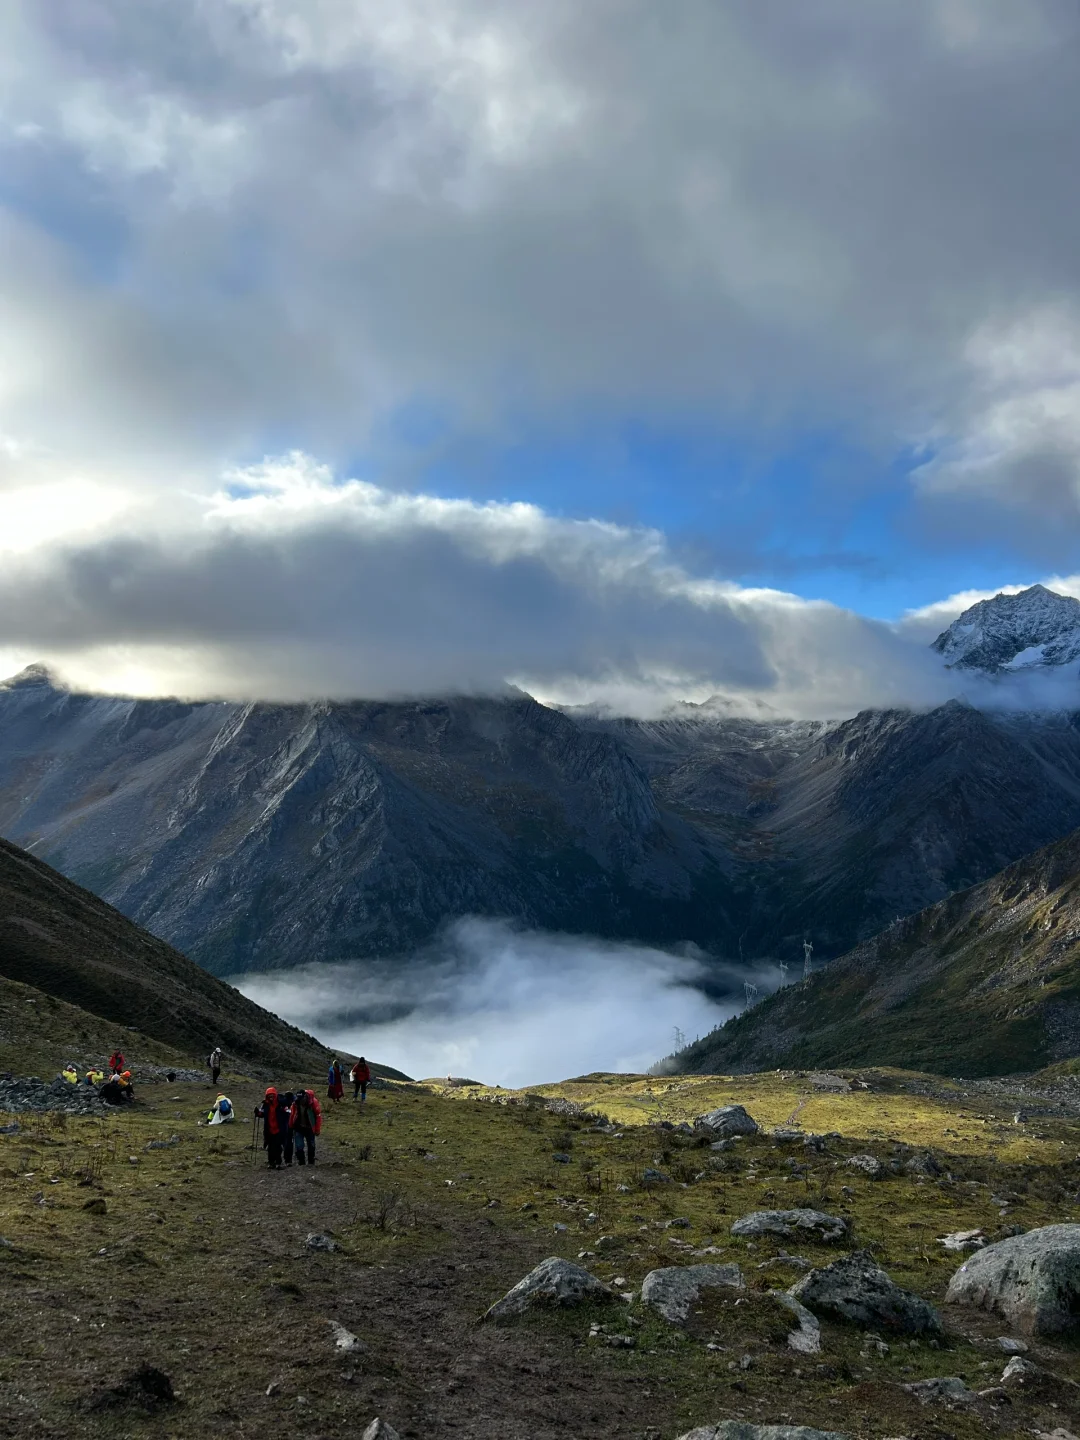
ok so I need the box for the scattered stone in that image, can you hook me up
[640,1262,745,1324]
[1001,1355,1040,1385]
[904,1151,943,1178]
[588,1322,635,1348]
[945,1223,1080,1336]
[771,1129,804,1143]
[694,1105,759,1139]
[553,1222,568,1233]
[845,1155,885,1180]
[809,1073,851,1093]
[484,1257,615,1321]
[791,1251,942,1336]
[938,1229,985,1252]
[362,1421,402,1440]
[305,1233,337,1252]
[732,1210,847,1244]
[0,1076,105,1116]
[328,1321,364,1353]
[772,1290,822,1354]
[552,1153,571,1164]
[82,1198,107,1215]
[665,1217,691,1229]
[144,1135,182,1151]
[595,1235,619,1250]
[0,1122,19,1134]
[642,1168,671,1183]
[675,1425,851,1439]
[997,1335,1028,1353]
[902,1377,973,1405]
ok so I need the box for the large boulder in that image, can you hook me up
[791,1251,942,1336]
[694,1104,759,1139]
[483,1257,615,1321]
[640,1263,745,1324]
[731,1210,847,1244]
[945,1224,1080,1337]
[677,1426,850,1440]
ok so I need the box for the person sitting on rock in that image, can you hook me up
[99,1076,131,1105]
[61,1064,78,1084]
[84,1067,104,1086]
[119,1070,135,1100]
[206,1093,234,1125]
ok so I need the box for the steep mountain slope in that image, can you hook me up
[0,835,331,1072]
[6,658,1080,974]
[584,700,1080,961]
[0,668,730,974]
[677,824,1080,1077]
[933,583,1080,672]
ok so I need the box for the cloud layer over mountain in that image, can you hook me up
[3,3,1080,706]
[231,917,756,1087]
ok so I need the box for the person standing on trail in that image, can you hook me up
[207,1046,223,1087]
[279,1092,295,1166]
[290,1088,321,1166]
[327,1060,344,1103]
[254,1087,288,1169]
[108,1048,125,1076]
[350,1057,371,1103]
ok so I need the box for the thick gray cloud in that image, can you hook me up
[0,457,959,713]
[1,1,1079,518]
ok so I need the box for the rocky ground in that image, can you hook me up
[1,1065,1079,1438]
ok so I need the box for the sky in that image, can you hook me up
[3,2,1080,714]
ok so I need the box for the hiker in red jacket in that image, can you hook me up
[108,1049,125,1076]
[254,1087,288,1170]
[350,1057,371,1103]
[289,1088,322,1166]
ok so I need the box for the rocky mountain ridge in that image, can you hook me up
[932,583,1080,673]
[6,659,1080,976]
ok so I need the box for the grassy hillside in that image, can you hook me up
[677,824,1080,1078]
[0,836,331,1074]
[2,1055,1079,1438]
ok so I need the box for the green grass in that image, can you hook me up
[3,1056,1079,1438]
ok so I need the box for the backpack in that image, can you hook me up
[308,1091,323,1135]
[217,1097,233,1118]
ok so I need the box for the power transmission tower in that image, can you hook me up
[672,1026,686,1052]
[743,981,759,1009]
[779,960,789,986]
[803,938,813,985]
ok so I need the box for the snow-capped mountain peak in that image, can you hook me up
[932,584,1080,673]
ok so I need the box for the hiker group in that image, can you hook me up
[58,1048,135,1105]
[253,1086,322,1168]
[252,1059,371,1169]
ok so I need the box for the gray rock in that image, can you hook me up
[938,1229,985,1252]
[1001,1355,1040,1385]
[642,1167,671,1183]
[694,1105,759,1139]
[305,1233,337,1252]
[996,1335,1028,1353]
[771,1290,822,1354]
[771,1129,805,1143]
[640,1262,745,1324]
[905,1150,943,1178]
[676,1425,851,1440]
[945,1223,1080,1336]
[552,1152,571,1163]
[903,1376,972,1404]
[484,1257,615,1321]
[362,1422,402,1440]
[791,1251,942,1336]
[732,1209,847,1244]
[846,1154,885,1180]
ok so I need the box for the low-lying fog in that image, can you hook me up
[231,917,776,1088]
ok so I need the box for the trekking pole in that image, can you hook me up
[251,1112,258,1167]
